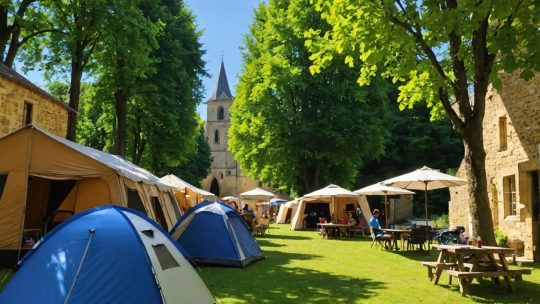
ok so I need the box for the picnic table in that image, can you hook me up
[317,223,352,238]
[382,228,411,250]
[421,244,531,296]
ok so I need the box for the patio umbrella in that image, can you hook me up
[221,196,240,202]
[303,184,359,221]
[269,198,287,206]
[383,166,467,229]
[239,187,276,201]
[354,182,414,228]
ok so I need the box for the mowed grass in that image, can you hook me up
[1,224,538,303]
[199,224,539,304]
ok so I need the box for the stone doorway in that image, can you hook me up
[210,177,220,197]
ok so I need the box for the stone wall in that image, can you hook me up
[0,75,68,137]
[450,72,540,260]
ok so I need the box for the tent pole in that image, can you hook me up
[17,128,34,262]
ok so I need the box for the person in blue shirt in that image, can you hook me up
[369,209,383,231]
[370,209,393,249]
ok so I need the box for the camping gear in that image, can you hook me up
[0,206,215,304]
[0,125,180,255]
[170,201,264,267]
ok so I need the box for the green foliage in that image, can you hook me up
[356,99,463,216]
[168,118,212,187]
[230,0,390,195]
[432,214,449,229]
[494,228,509,248]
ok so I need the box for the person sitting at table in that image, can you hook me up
[370,209,393,249]
[347,212,357,226]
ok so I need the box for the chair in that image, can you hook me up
[252,218,270,236]
[349,219,366,237]
[370,227,391,249]
[407,226,427,251]
[242,213,255,231]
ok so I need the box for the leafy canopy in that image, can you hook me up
[230,0,390,194]
[307,0,540,120]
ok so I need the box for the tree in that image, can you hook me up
[357,100,463,217]
[0,0,49,67]
[230,0,390,195]
[126,0,207,174]
[94,0,160,156]
[169,119,212,187]
[307,0,540,244]
[33,0,116,140]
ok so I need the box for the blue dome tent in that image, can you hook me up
[0,206,215,304]
[170,201,264,267]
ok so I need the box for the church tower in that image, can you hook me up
[203,61,259,197]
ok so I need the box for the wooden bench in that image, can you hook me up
[446,269,532,296]
[420,261,458,284]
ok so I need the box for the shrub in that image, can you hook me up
[432,214,449,228]
[494,228,509,247]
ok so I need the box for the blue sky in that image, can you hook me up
[18,0,262,121]
[186,0,263,120]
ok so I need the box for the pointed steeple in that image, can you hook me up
[209,60,233,101]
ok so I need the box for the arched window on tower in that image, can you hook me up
[217,106,224,120]
[214,130,219,143]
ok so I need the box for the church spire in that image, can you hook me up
[209,60,232,101]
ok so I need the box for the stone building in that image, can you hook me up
[202,61,261,198]
[449,72,540,261]
[0,63,72,137]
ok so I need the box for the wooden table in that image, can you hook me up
[422,244,531,296]
[382,228,411,250]
[317,223,353,238]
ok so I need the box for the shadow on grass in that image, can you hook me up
[254,233,312,241]
[200,250,385,303]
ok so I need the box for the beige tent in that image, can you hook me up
[160,174,216,212]
[276,199,299,224]
[0,125,181,251]
[290,184,372,230]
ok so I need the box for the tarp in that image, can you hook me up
[170,201,264,267]
[0,125,181,251]
[160,174,216,211]
[0,206,214,304]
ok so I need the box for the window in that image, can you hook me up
[23,102,33,126]
[503,175,517,216]
[152,197,168,230]
[152,244,180,270]
[499,116,507,151]
[217,106,224,120]
[214,130,219,143]
[168,192,182,220]
[126,187,146,214]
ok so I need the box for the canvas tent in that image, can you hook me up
[170,201,264,267]
[0,206,215,303]
[0,125,181,253]
[290,184,372,230]
[160,174,216,211]
[276,199,299,224]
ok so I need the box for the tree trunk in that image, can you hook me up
[67,42,84,141]
[114,89,128,157]
[461,123,497,246]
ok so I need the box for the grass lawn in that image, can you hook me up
[200,224,539,303]
[1,224,538,303]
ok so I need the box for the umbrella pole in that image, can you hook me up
[424,182,429,250]
[384,193,388,229]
